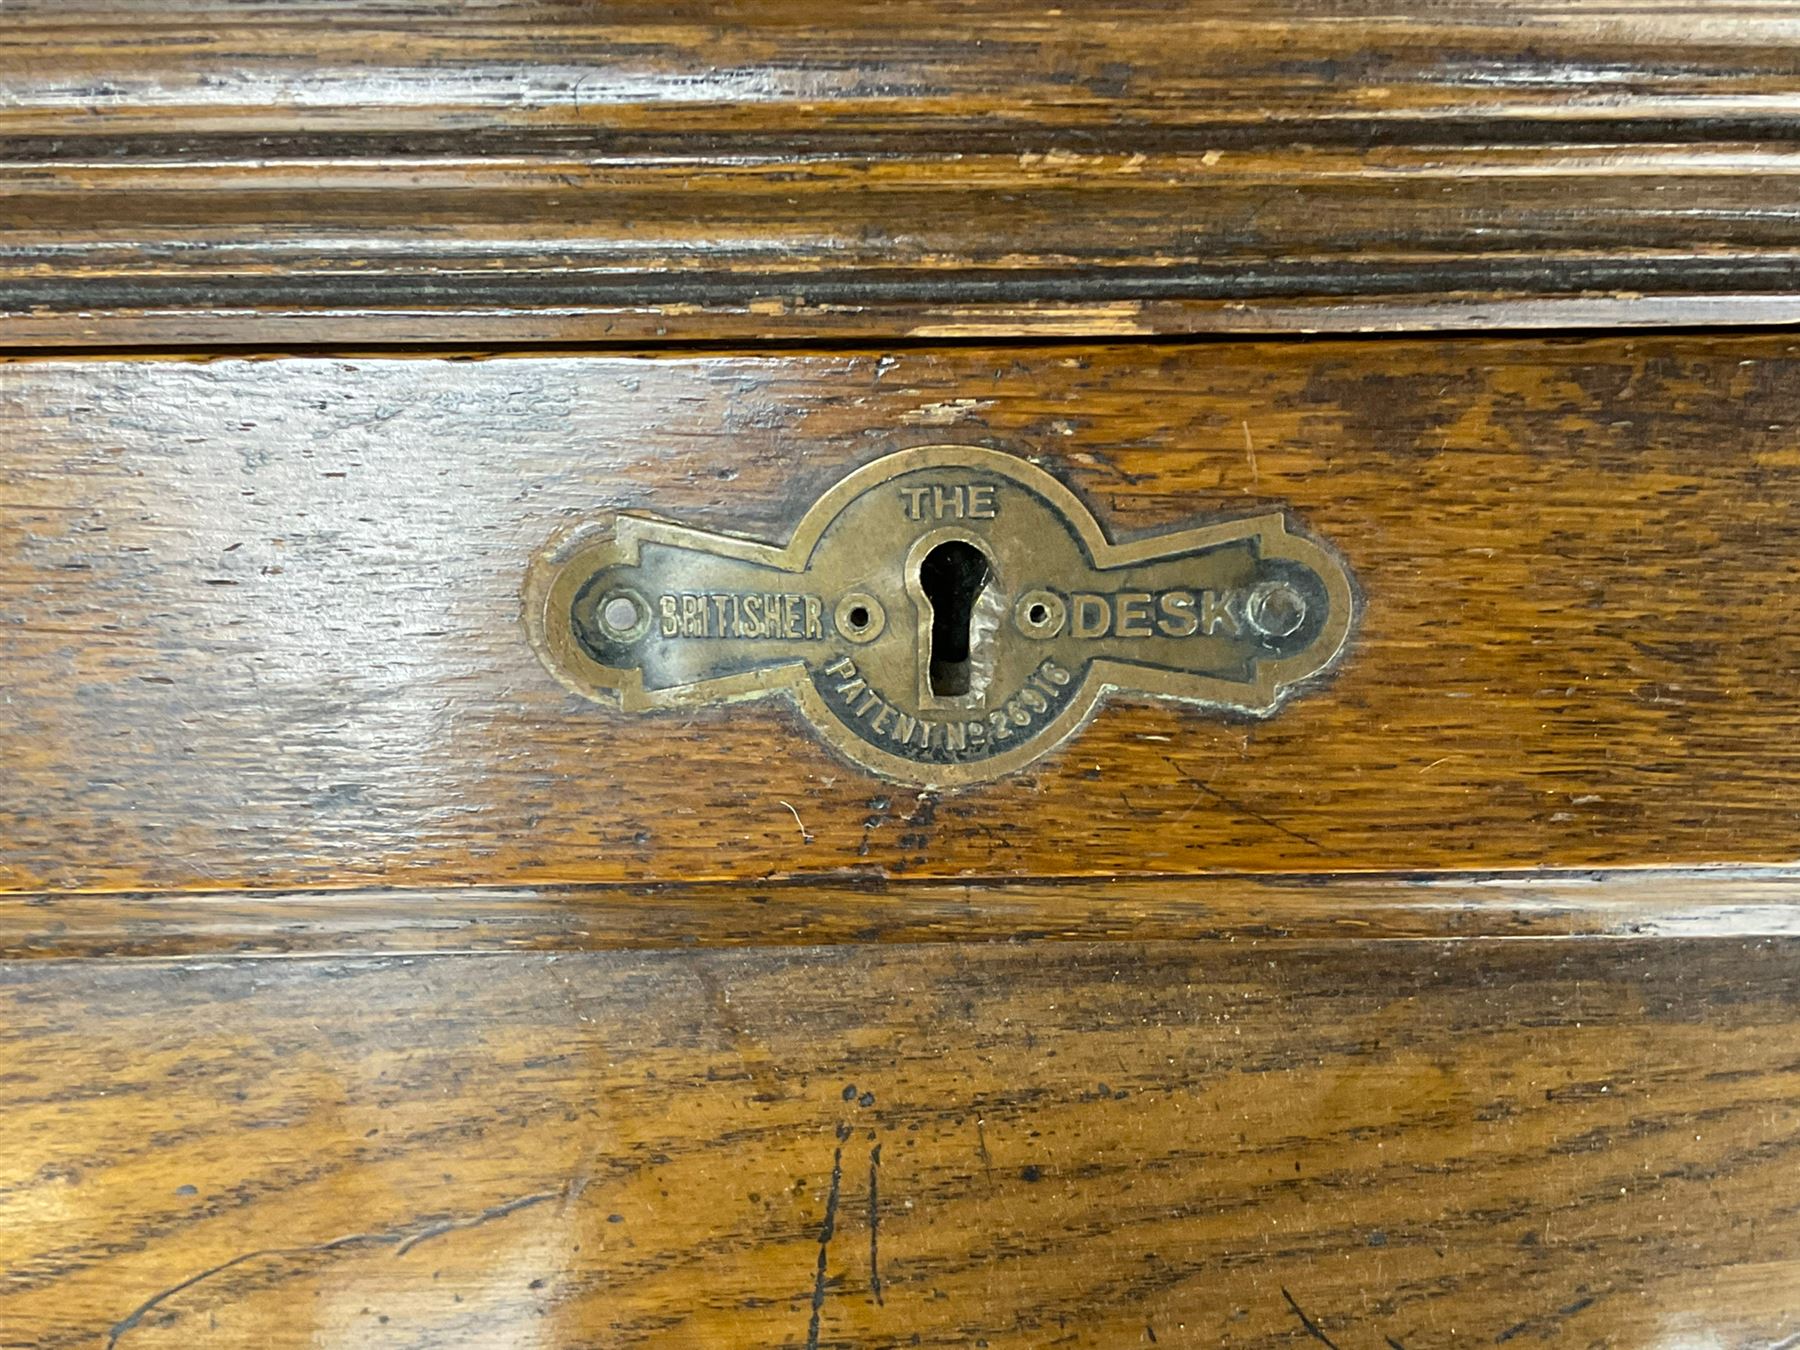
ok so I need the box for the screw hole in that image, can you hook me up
[602,595,641,632]
[1247,581,1307,639]
[834,592,885,642]
[1013,589,1066,640]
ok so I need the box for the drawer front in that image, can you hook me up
[4,336,1799,891]
[10,938,1798,1350]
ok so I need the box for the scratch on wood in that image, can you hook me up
[869,1142,884,1306]
[805,1123,850,1350]
[1282,1287,1343,1350]
[107,1233,399,1348]
[778,800,815,844]
[1496,1293,1598,1343]
[393,1189,559,1256]
[107,1188,562,1346]
[1165,757,1326,852]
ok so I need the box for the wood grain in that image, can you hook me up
[2,937,1797,1348]
[11,1,1800,341]
[10,9,1800,1344]
[5,870,1800,961]
[6,336,1800,890]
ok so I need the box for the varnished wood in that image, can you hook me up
[10,8,1800,1342]
[3,937,1798,1348]
[11,2,1800,341]
[5,870,1800,961]
[6,337,1800,889]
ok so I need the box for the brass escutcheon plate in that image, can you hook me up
[526,445,1356,788]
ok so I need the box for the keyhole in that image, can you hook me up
[919,539,992,697]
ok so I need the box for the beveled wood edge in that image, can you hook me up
[5,869,1799,960]
[13,4,1800,345]
[10,293,1800,348]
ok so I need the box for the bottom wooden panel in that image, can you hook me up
[2,939,1797,1349]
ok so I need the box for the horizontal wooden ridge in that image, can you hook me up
[11,2,1800,342]
[5,869,1800,960]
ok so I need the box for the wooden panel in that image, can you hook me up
[3,937,1797,1348]
[6,335,1800,890]
[10,2,1800,341]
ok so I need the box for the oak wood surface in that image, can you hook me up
[6,870,1800,961]
[12,1,1800,341]
[4,936,1798,1349]
[5,336,1800,891]
[10,8,1800,1346]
